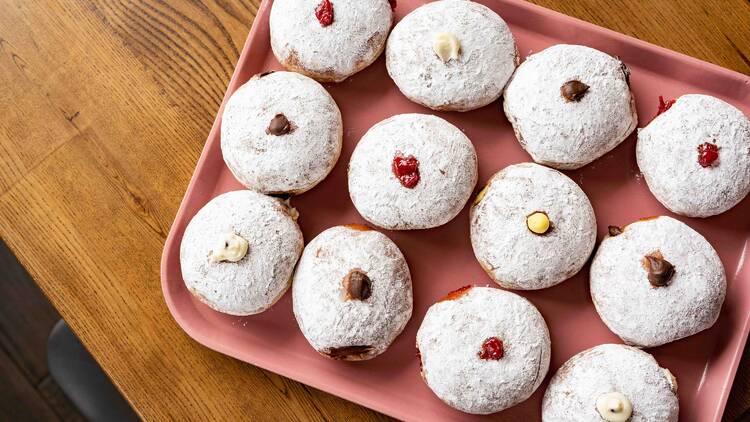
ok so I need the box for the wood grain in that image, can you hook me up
[0,0,747,420]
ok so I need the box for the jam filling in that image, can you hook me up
[655,95,675,117]
[478,337,504,360]
[315,0,334,27]
[697,142,719,168]
[392,154,420,188]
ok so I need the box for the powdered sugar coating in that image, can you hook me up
[270,0,393,82]
[180,191,304,315]
[636,94,750,217]
[470,163,596,290]
[292,225,412,360]
[221,71,342,194]
[416,286,551,414]
[348,114,478,230]
[542,344,679,422]
[386,0,518,111]
[503,44,637,169]
[591,216,726,348]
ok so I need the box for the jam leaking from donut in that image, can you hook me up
[478,337,504,360]
[343,223,371,231]
[392,154,420,188]
[388,0,396,9]
[325,345,373,360]
[473,183,489,206]
[638,216,659,222]
[642,251,675,287]
[608,225,624,237]
[342,269,372,301]
[655,96,676,117]
[697,142,719,168]
[439,285,472,302]
[315,0,334,27]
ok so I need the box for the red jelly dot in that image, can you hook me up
[479,337,504,360]
[392,154,420,189]
[315,0,334,27]
[697,142,719,168]
[655,95,676,118]
[388,0,397,9]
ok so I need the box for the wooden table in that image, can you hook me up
[1,0,749,420]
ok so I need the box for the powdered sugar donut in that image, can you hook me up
[292,225,412,360]
[503,44,637,169]
[180,190,304,315]
[591,216,726,348]
[386,0,518,111]
[542,344,679,422]
[348,114,478,230]
[221,71,342,195]
[636,94,750,217]
[270,0,393,83]
[417,286,550,414]
[470,163,596,290]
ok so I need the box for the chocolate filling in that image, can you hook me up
[325,345,374,360]
[342,269,372,301]
[267,113,292,136]
[561,80,590,102]
[643,251,675,287]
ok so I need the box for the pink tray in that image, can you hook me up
[161,1,750,420]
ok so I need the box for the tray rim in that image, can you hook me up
[160,1,750,420]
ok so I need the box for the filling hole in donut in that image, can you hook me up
[642,250,675,287]
[392,154,420,188]
[697,142,719,168]
[267,113,294,136]
[478,337,504,360]
[561,80,589,102]
[526,211,553,236]
[342,269,372,301]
